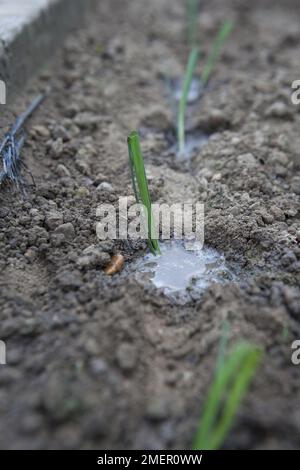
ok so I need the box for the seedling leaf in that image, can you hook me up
[201,20,233,87]
[127,131,160,255]
[177,47,200,156]
[187,0,199,48]
[193,341,262,450]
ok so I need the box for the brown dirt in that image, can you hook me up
[0,0,300,450]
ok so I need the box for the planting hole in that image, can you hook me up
[172,78,203,104]
[175,131,209,160]
[135,240,235,303]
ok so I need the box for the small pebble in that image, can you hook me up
[57,164,71,178]
[265,102,292,119]
[104,254,125,275]
[116,343,137,372]
[45,211,64,230]
[50,138,64,159]
[77,245,110,269]
[32,125,50,138]
[54,223,75,241]
[97,182,114,192]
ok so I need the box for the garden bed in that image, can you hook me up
[0,0,299,450]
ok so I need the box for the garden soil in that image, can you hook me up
[0,0,299,449]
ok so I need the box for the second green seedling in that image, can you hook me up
[177,46,200,156]
[193,341,262,450]
[201,20,233,87]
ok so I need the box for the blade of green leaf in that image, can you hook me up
[177,47,200,156]
[193,342,262,450]
[187,0,199,48]
[201,20,233,87]
[127,131,160,255]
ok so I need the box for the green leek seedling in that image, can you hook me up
[201,20,233,87]
[193,342,262,450]
[187,0,199,48]
[127,131,161,255]
[177,47,200,156]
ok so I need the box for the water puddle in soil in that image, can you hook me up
[175,131,209,160]
[172,78,203,104]
[135,240,235,304]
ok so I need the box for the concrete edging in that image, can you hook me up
[0,0,96,102]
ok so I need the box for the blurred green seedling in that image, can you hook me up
[193,341,262,450]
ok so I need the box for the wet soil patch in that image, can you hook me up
[135,240,236,305]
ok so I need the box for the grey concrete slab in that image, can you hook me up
[0,0,96,102]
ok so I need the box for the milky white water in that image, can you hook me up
[173,78,203,103]
[136,241,235,302]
